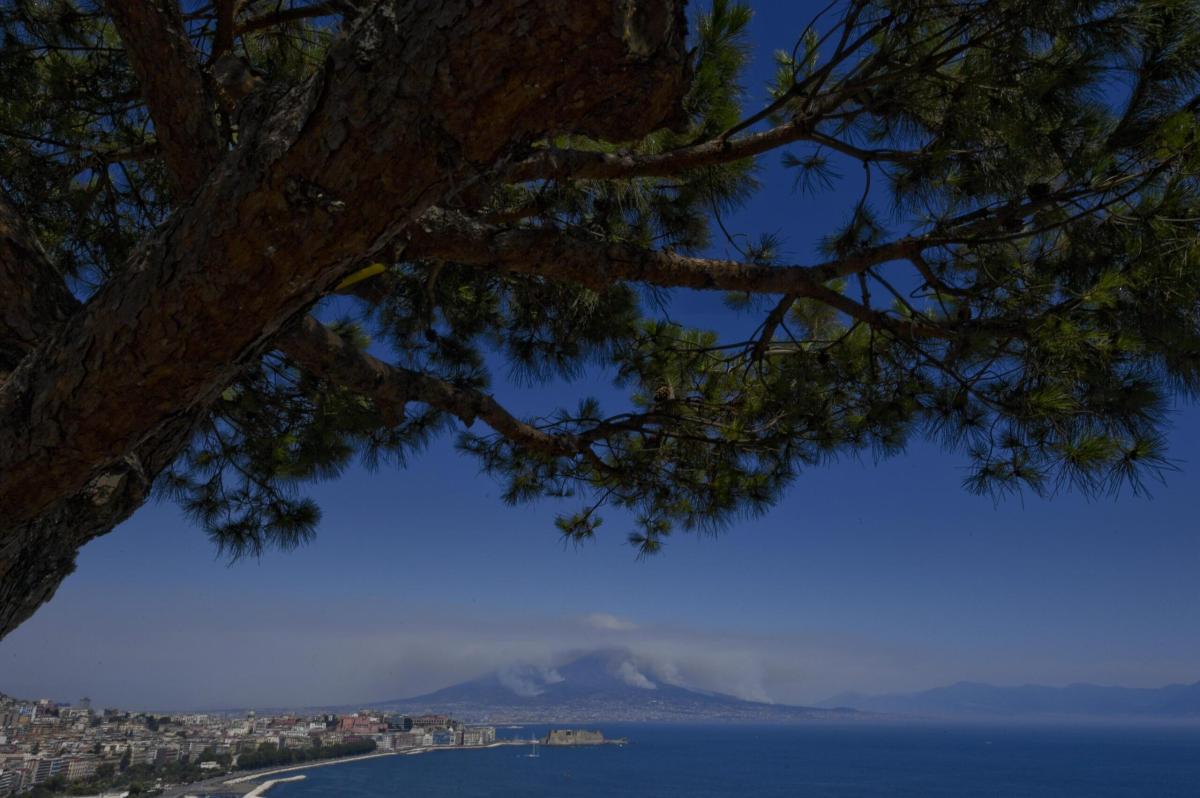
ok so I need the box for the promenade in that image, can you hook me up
[161,741,520,797]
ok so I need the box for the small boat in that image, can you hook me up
[527,736,540,758]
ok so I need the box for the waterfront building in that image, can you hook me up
[0,690,487,796]
[545,729,606,745]
[431,729,458,746]
[461,727,496,746]
[392,732,423,749]
[412,714,451,730]
[280,733,312,750]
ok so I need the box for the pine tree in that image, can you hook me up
[1,0,1198,637]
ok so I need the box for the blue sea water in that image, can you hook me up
[268,723,1200,797]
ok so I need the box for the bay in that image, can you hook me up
[267,723,1200,797]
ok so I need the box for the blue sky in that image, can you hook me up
[2,1,1198,711]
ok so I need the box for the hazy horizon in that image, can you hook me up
[5,635,1199,715]
[4,475,1199,712]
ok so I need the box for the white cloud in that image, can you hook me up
[585,612,638,632]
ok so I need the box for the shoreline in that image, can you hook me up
[223,750,403,784]
[243,775,307,797]
[225,740,520,794]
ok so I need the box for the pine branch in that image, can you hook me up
[506,118,815,183]
[403,208,920,297]
[275,316,592,461]
[236,1,346,35]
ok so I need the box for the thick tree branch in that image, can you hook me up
[237,1,345,35]
[507,118,814,183]
[0,0,690,531]
[1,3,227,619]
[0,193,200,639]
[105,0,223,194]
[404,208,919,295]
[0,193,79,376]
[503,67,922,185]
[506,122,935,185]
[213,0,239,59]
[0,413,198,640]
[401,211,967,341]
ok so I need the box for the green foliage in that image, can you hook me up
[0,0,160,286]
[157,323,452,560]
[234,738,375,771]
[460,0,1200,548]
[5,0,1200,560]
[688,0,755,137]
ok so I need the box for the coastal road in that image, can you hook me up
[159,743,523,797]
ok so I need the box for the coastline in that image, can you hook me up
[225,740,518,794]
[223,750,403,784]
[243,775,307,797]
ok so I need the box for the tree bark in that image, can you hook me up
[0,192,206,638]
[404,207,917,293]
[0,194,79,376]
[0,416,197,640]
[104,0,224,195]
[0,0,689,639]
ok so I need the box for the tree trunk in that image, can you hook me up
[0,0,689,640]
[0,417,196,639]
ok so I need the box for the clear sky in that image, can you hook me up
[2,1,1198,712]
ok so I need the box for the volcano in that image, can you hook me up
[365,649,853,723]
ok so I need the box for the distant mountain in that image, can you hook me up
[366,649,854,723]
[819,680,1200,719]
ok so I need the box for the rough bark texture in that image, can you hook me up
[0,0,690,639]
[104,0,224,195]
[0,193,204,639]
[0,417,196,640]
[0,194,79,375]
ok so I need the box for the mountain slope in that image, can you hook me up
[369,649,853,723]
[819,680,1200,719]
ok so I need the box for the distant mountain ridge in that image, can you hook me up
[366,649,853,723]
[819,680,1200,719]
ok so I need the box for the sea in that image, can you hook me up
[265,723,1200,797]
